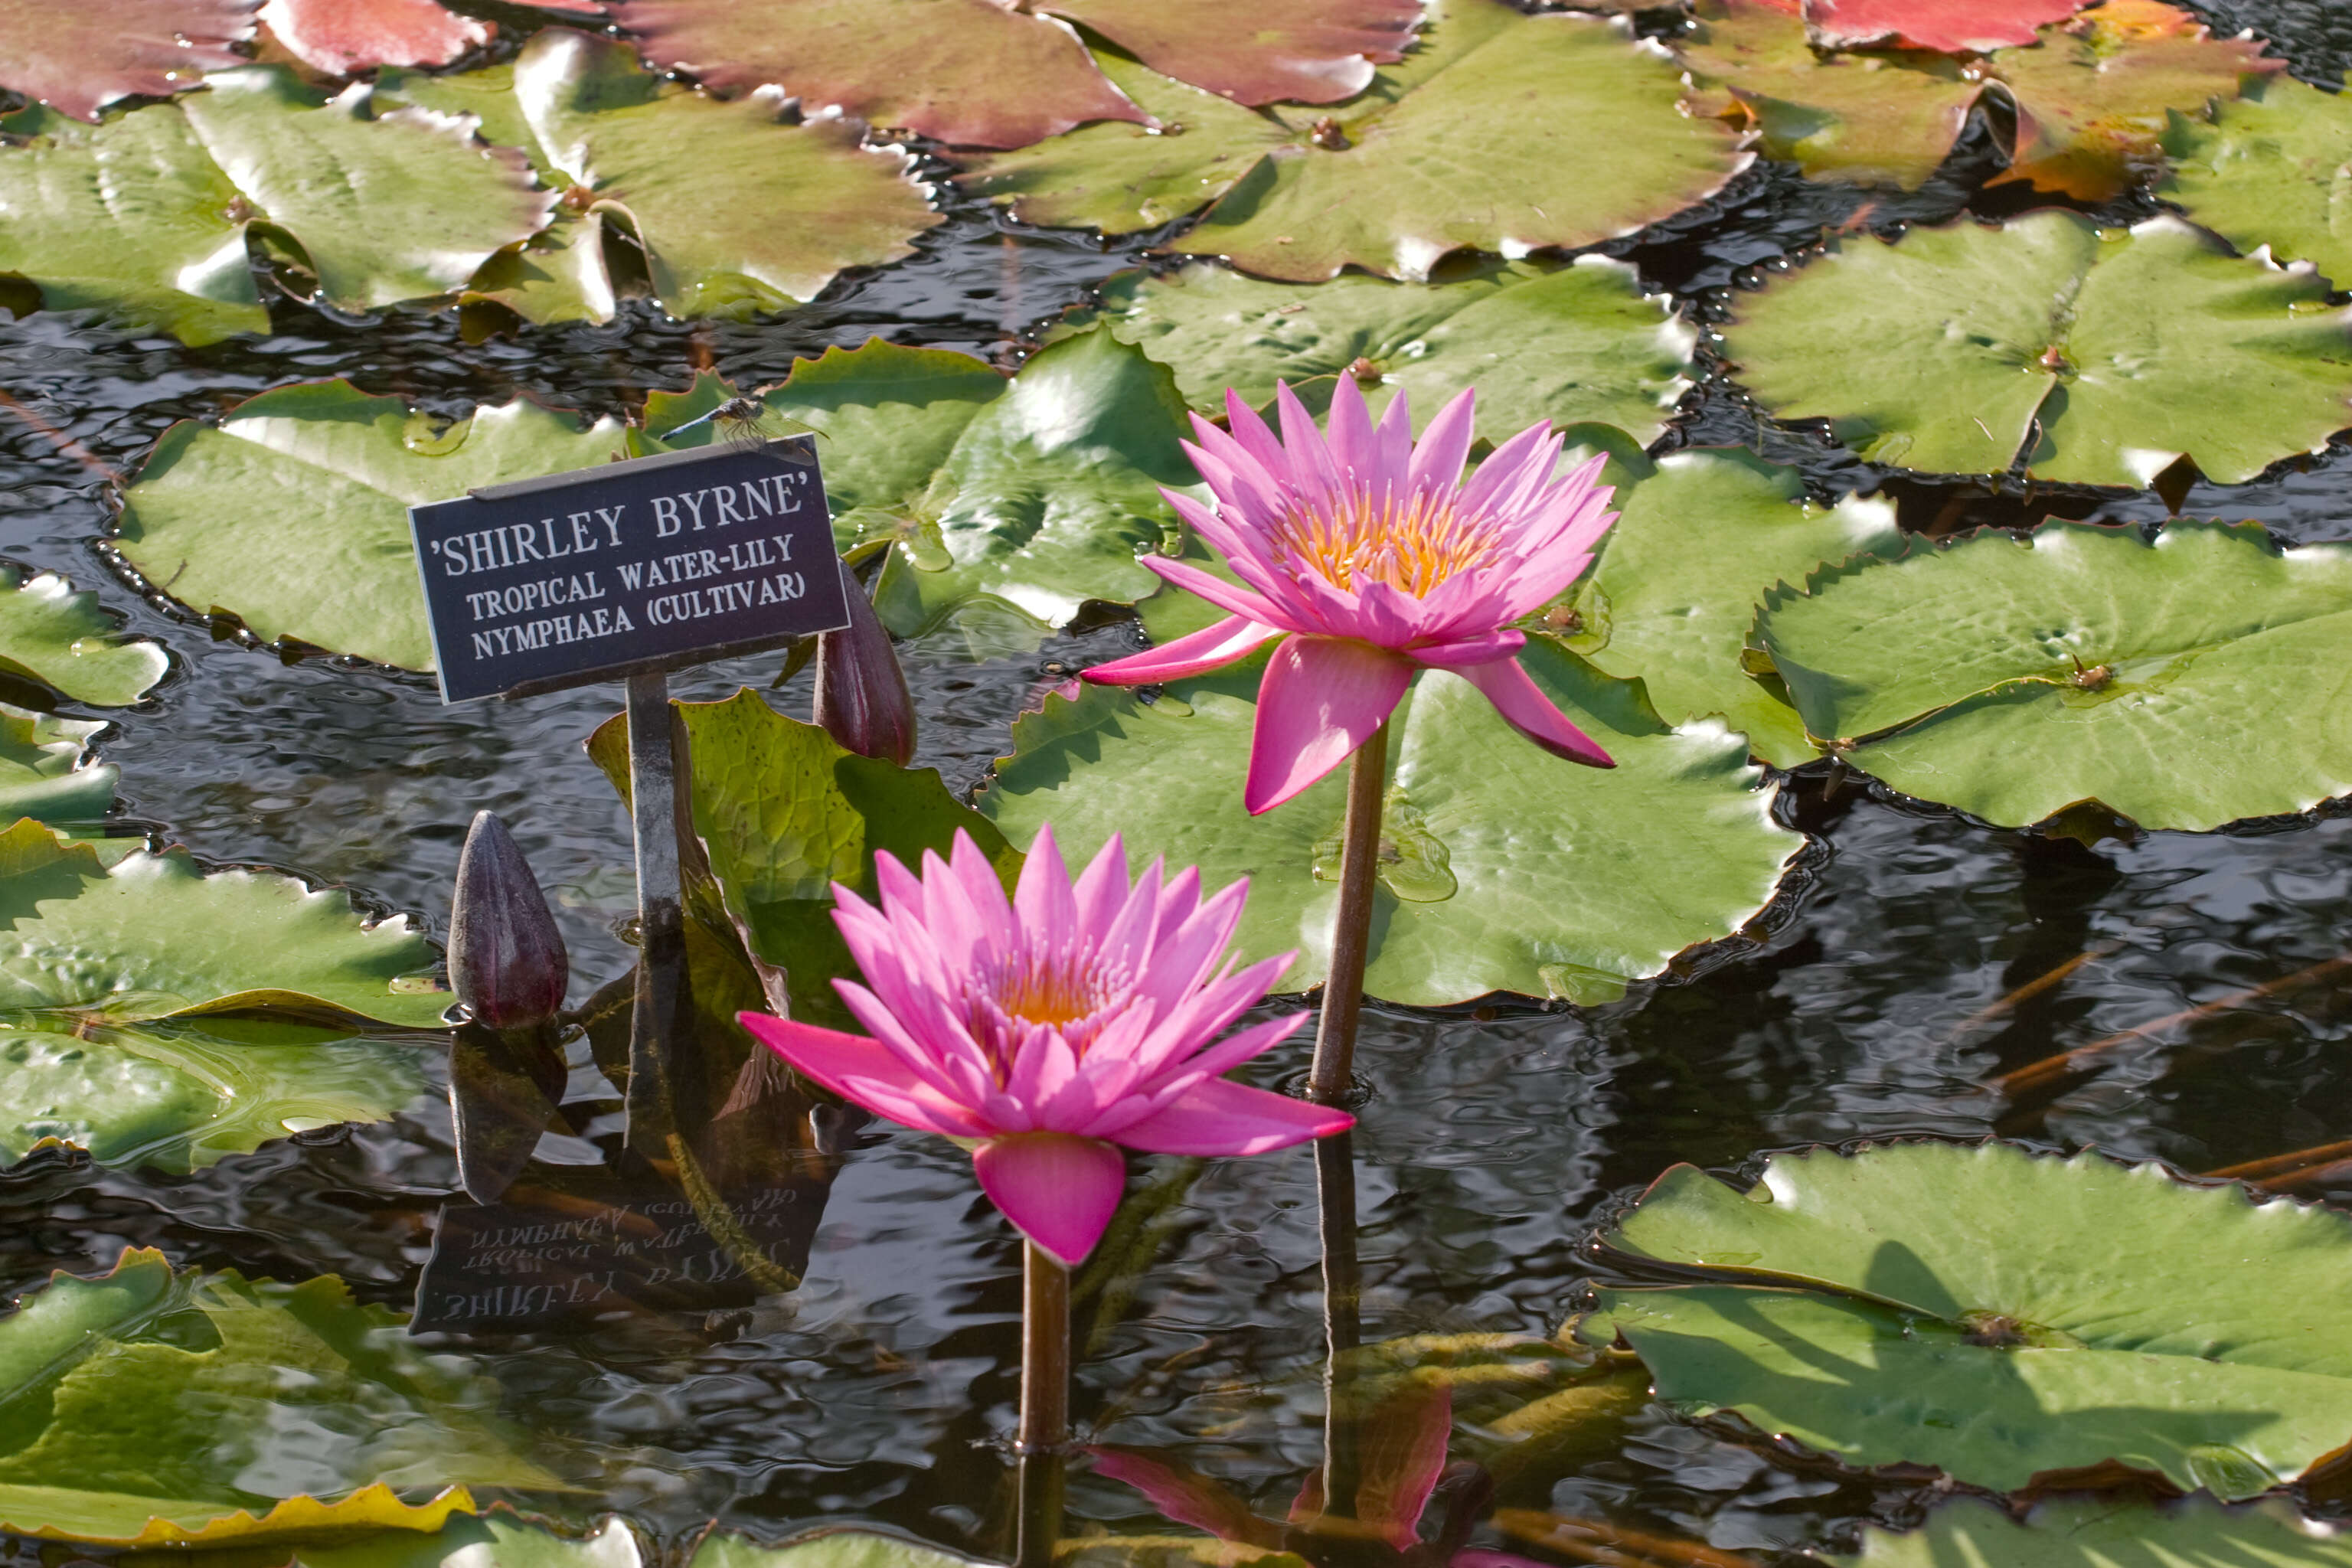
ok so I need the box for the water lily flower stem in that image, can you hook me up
[1018,1240,1070,1568]
[1310,718,1391,1104]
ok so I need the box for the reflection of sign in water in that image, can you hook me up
[408,437,851,703]
[413,1177,825,1332]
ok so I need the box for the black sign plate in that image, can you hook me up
[407,436,851,703]
[412,1176,827,1333]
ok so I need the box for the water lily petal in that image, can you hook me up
[1413,628,1527,668]
[1244,636,1413,815]
[739,1011,988,1138]
[973,1132,1129,1266]
[1451,657,1615,768]
[1145,554,1291,626]
[1326,370,1379,484]
[1408,386,1478,493]
[1114,1075,1351,1155]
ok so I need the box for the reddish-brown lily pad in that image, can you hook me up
[0,0,254,121]
[258,0,487,74]
[609,0,1420,149]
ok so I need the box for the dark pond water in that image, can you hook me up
[2,3,2350,1560]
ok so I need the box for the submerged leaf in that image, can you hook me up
[0,1249,560,1543]
[1720,211,2352,488]
[0,1014,430,1171]
[588,688,1018,1029]
[0,0,253,122]
[688,1527,991,1568]
[0,816,451,1025]
[981,639,1798,1008]
[116,380,629,668]
[0,564,168,707]
[1582,1141,2352,1498]
[1062,257,1694,447]
[1751,521,2352,830]
[1564,449,1900,769]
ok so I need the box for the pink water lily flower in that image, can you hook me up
[1084,375,1619,814]
[738,826,1351,1266]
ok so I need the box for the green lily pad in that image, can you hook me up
[688,1527,989,1568]
[1751,520,2352,830]
[1720,210,2352,488]
[1561,450,1900,769]
[0,1014,430,1172]
[0,102,266,345]
[588,688,1020,1031]
[1680,0,2276,198]
[964,0,1750,283]
[0,1249,561,1544]
[378,31,939,326]
[116,380,630,670]
[0,564,166,707]
[1579,1140,2352,1498]
[2163,75,2352,292]
[978,639,1799,1008]
[1824,1496,2352,1566]
[1059,258,1694,447]
[837,329,1194,638]
[0,64,553,340]
[0,818,451,1026]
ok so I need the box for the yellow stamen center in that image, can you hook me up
[1269,488,1499,598]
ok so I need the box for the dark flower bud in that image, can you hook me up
[813,570,916,766]
[449,810,569,1031]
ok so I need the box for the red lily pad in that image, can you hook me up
[609,0,1421,149]
[0,0,255,121]
[1044,0,1421,106]
[1807,0,2082,54]
[259,0,487,74]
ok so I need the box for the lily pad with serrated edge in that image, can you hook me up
[0,701,116,831]
[377,31,939,327]
[1821,1495,2352,1567]
[116,380,630,670]
[0,564,166,707]
[0,0,252,122]
[0,1013,431,1172]
[589,688,1020,1031]
[1720,211,2352,488]
[1059,257,1694,447]
[2162,74,2352,291]
[1560,449,1901,769]
[236,1513,646,1568]
[1578,1140,2352,1498]
[0,67,552,340]
[688,1527,990,1568]
[962,0,1749,283]
[978,637,1799,1008]
[0,1249,561,1544]
[609,0,1413,152]
[1749,520,2352,830]
[0,818,450,1026]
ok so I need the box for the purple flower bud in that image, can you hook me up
[813,573,916,766]
[449,810,568,1031]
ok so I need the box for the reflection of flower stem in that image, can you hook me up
[1310,720,1390,1103]
[664,1130,799,1295]
[1318,1129,1361,1519]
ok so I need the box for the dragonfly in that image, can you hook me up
[661,395,815,459]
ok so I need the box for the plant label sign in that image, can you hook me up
[408,436,851,703]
